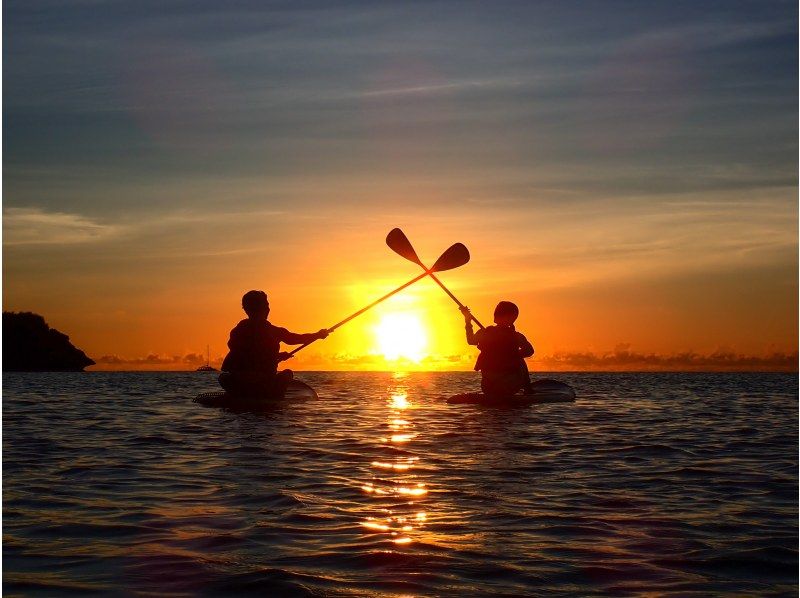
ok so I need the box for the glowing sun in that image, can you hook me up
[375,313,427,362]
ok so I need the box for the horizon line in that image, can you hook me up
[17,368,799,374]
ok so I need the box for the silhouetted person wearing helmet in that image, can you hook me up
[219,290,328,397]
[460,301,534,397]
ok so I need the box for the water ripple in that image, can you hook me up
[3,371,797,596]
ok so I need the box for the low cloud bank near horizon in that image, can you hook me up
[537,348,798,372]
[96,353,211,367]
[91,349,798,372]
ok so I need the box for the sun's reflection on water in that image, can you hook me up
[359,374,431,547]
[390,393,409,410]
[371,457,418,471]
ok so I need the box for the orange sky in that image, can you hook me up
[4,195,798,371]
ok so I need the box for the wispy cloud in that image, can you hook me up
[3,207,123,245]
[3,205,294,250]
[361,78,520,98]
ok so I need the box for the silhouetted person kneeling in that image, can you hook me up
[219,290,328,397]
[460,301,534,398]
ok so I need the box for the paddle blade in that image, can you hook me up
[386,228,423,266]
[430,243,470,272]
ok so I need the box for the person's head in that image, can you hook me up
[493,301,519,326]
[242,290,269,319]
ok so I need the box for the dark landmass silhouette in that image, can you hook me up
[3,312,95,371]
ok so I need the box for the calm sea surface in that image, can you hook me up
[3,371,798,596]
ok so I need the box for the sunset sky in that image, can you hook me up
[4,1,798,371]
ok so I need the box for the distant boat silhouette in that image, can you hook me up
[196,345,217,372]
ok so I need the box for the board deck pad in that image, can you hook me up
[447,379,575,406]
[194,379,317,410]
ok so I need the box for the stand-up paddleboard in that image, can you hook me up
[447,378,575,406]
[194,380,318,410]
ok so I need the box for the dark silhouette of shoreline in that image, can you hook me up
[3,312,95,371]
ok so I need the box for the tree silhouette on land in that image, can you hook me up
[3,312,95,371]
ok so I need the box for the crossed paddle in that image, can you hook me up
[288,228,483,356]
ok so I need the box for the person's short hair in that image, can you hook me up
[494,301,519,321]
[242,290,268,316]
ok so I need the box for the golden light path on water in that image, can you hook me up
[360,373,429,546]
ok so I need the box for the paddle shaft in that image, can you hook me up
[288,270,430,356]
[427,271,485,330]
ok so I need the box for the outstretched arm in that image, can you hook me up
[278,327,329,345]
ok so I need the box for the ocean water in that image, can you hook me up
[3,371,797,596]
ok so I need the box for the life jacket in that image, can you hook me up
[475,325,521,373]
[221,319,280,373]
